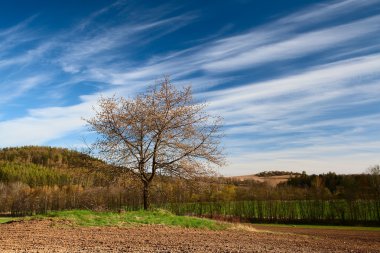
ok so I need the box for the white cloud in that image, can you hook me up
[0,75,50,104]
[276,0,379,26]
[203,15,380,72]
[0,100,93,147]
[204,54,380,111]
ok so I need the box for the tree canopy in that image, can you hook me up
[86,78,224,209]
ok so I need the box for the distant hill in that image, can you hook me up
[255,171,301,177]
[0,146,104,169]
[229,171,300,187]
[0,146,120,187]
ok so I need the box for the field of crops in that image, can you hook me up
[158,200,380,225]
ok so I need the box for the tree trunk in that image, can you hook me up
[143,182,150,210]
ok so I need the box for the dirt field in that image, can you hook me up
[0,219,379,252]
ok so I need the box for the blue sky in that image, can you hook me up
[0,0,379,175]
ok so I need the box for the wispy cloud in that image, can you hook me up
[202,15,380,72]
[276,0,379,26]
[0,75,50,104]
[0,15,38,53]
[204,54,380,111]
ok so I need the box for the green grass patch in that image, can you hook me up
[252,223,380,231]
[0,217,16,224]
[37,209,227,230]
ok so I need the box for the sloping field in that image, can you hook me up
[1,219,379,252]
[230,174,265,182]
[230,174,291,186]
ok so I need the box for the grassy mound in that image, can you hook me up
[0,217,14,224]
[38,209,227,230]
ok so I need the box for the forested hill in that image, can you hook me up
[0,146,105,169]
[0,146,119,187]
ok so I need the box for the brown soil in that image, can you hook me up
[0,219,379,252]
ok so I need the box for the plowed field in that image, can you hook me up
[0,220,379,252]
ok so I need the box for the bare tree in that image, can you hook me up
[86,78,224,209]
